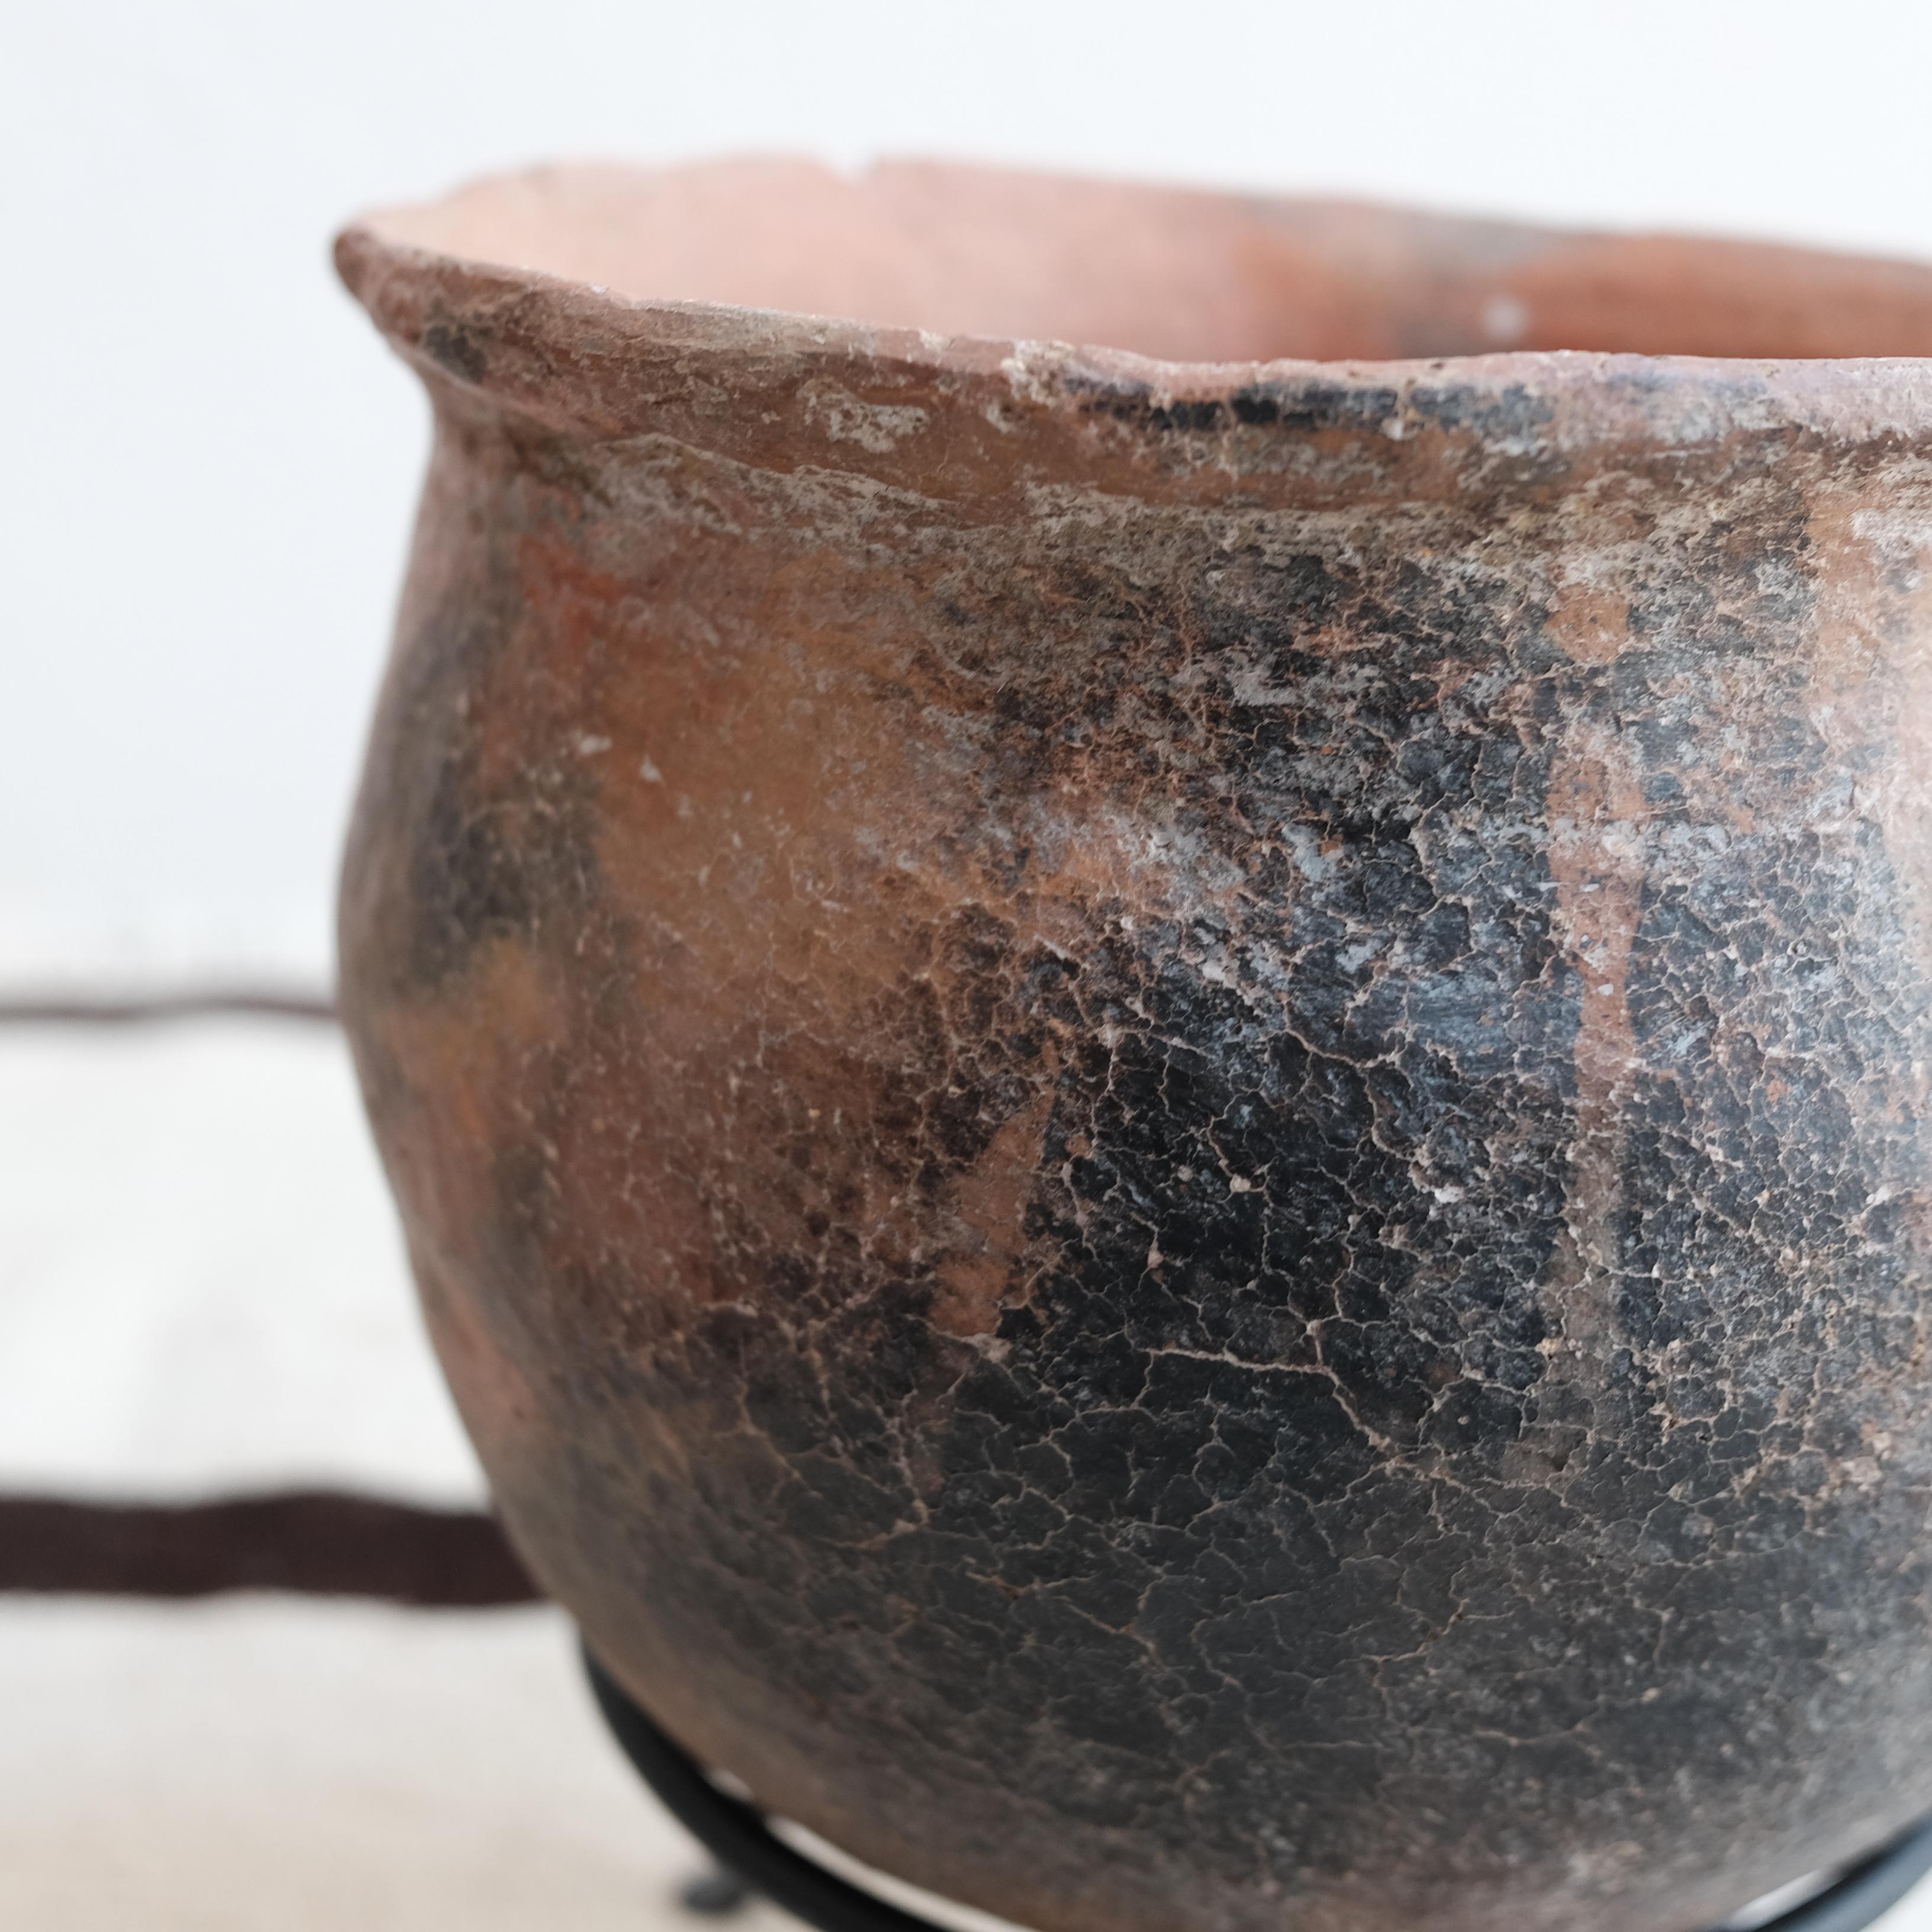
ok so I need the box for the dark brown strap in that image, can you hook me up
[0,993,335,1025]
[0,1492,538,1605]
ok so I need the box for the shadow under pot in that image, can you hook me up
[334,157,1932,1932]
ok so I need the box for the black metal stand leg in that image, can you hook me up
[584,1643,941,1932]
[1754,1820,1932,1932]
[583,1639,1932,1932]
[681,1866,757,1916]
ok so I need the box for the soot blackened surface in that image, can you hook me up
[346,407,1932,1932]
[537,517,1611,1910]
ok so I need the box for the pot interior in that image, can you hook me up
[365,157,1932,367]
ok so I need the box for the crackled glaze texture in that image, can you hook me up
[337,161,1932,1932]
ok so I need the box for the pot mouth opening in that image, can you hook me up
[352,156,1932,372]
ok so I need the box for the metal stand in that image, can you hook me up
[584,1645,1932,1932]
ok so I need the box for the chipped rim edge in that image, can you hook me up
[333,217,1932,453]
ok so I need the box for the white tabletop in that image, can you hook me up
[1,1017,1924,1932]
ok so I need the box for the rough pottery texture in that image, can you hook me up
[336,161,1932,1932]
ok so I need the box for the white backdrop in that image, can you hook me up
[10,17,1932,1925]
[8,0,1932,989]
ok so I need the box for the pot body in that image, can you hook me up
[339,203,1932,1932]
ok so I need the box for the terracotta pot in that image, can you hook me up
[335,159,1932,1932]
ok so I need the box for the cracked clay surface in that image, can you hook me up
[337,162,1932,1932]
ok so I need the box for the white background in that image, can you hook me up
[9,13,1932,1924]
[8,0,1932,989]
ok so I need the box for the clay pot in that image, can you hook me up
[335,160,1932,1932]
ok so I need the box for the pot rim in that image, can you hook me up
[334,156,1932,452]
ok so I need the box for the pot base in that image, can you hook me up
[583,1647,1932,1932]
